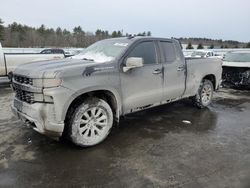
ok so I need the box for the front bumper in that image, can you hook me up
[222,67,250,87]
[11,98,64,139]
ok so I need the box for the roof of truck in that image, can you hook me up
[104,36,173,42]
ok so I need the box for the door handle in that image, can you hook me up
[177,65,185,71]
[152,69,162,74]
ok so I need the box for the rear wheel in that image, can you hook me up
[68,98,113,147]
[193,79,214,108]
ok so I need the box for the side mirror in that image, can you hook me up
[123,57,143,72]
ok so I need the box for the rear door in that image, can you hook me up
[159,40,186,100]
[120,40,163,113]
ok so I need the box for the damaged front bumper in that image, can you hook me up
[11,80,75,139]
[11,98,64,139]
[222,66,250,88]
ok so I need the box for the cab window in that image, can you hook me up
[160,41,176,63]
[127,41,156,65]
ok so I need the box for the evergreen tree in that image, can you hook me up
[186,42,194,49]
[197,43,204,49]
[111,31,118,38]
[73,26,85,47]
[117,31,122,37]
[56,27,62,35]
[137,32,147,36]
[0,18,4,41]
[73,26,83,35]
[37,24,47,47]
[104,31,109,37]
[209,44,214,49]
[38,24,46,35]
[147,31,151,36]
[246,42,250,48]
[95,29,102,37]
[10,22,18,32]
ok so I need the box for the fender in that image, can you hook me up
[61,85,122,122]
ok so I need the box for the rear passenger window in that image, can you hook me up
[127,41,156,65]
[160,42,176,63]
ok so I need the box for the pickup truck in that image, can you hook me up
[0,42,65,85]
[11,37,222,147]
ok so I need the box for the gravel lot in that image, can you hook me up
[0,87,250,188]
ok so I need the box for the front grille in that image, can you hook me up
[15,88,34,104]
[14,75,33,85]
[222,67,245,83]
[12,74,37,104]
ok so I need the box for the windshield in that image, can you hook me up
[224,53,250,62]
[72,39,130,63]
[191,51,206,57]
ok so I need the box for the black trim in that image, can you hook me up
[3,54,7,76]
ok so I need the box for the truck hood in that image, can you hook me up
[222,61,250,68]
[13,58,105,78]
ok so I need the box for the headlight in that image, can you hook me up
[33,78,62,88]
[43,78,62,88]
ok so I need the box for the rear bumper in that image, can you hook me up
[11,98,64,139]
[222,67,250,87]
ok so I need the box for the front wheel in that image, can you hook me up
[68,98,113,147]
[192,79,214,108]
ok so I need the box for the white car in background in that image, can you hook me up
[222,52,250,88]
[186,50,223,59]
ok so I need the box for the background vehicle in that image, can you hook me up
[11,37,222,147]
[40,48,73,58]
[222,52,250,88]
[40,48,65,54]
[0,43,65,85]
[185,50,222,59]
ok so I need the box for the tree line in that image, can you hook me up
[0,18,249,49]
[0,18,151,48]
[185,42,250,49]
[181,37,250,49]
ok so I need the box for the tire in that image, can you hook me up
[192,79,214,108]
[68,97,113,147]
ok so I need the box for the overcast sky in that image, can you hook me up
[1,0,250,42]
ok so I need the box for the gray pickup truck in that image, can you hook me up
[11,37,222,147]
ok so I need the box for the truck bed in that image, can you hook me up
[184,58,222,97]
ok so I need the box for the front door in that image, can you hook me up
[120,41,163,114]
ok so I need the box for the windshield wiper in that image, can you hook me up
[83,58,94,61]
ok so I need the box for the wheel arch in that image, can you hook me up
[202,74,216,89]
[63,87,122,125]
